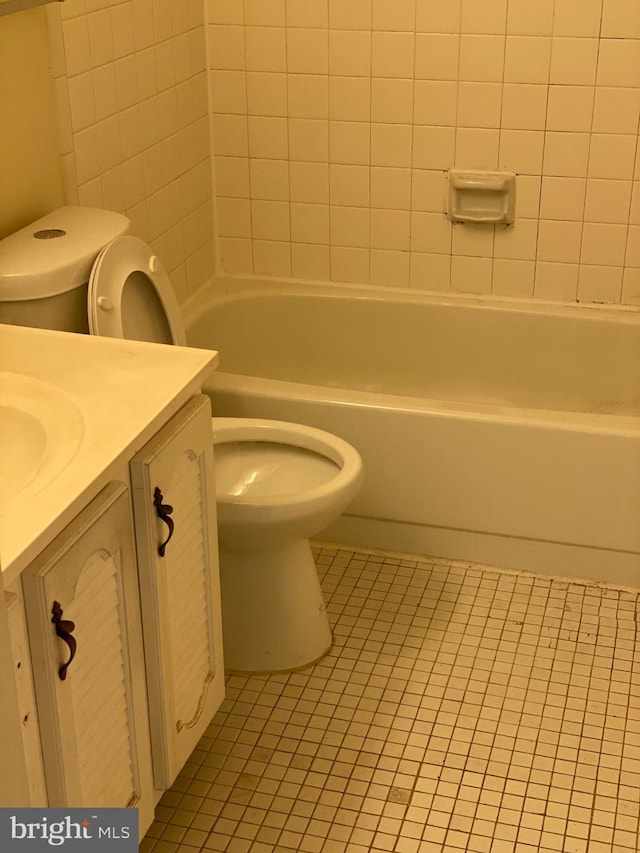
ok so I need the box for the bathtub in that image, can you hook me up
[183,276,640,588]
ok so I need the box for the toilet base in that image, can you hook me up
[219,539,332,673]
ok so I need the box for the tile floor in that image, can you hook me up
[141,545,640,853]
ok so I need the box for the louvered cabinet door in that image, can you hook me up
[5,586,47,806]
[21,482,155,832]
[130,395,224,789]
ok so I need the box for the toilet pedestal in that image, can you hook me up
[219,540,332,673]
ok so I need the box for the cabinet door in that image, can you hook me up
[21,482,154,832]
[130,395,224,790]
[5,586,47,806]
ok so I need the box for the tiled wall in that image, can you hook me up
[207,0,640,305]
[47,0,215,303]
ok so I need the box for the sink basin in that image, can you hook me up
[0,373,84,509]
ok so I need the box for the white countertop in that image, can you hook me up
[1,324,218,585]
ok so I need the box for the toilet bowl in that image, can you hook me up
[0,207,364,673]
[213,417,363,672]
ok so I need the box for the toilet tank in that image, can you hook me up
[0,206,129,332]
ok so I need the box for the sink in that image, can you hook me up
[0,373,84,509]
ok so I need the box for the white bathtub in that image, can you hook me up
[184,276,640,588]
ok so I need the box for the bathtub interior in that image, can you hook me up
[184,276,640,588]
[186,278,640,417]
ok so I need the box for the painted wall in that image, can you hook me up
[0,6,64,239]
[46,0,215,304]
[207,0,640,305]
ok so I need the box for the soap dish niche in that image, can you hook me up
[447,169,516,226]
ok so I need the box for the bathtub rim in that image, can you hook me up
[184,275,640,435]
[204,370,640,437]
[182,273,640,330]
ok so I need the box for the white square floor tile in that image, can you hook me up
[141,546,640,853]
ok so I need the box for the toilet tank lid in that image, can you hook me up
[0,206,130,301]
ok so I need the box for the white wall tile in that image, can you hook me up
[413,126,455,170]
[330,245,369,282]
[583,179,632,225]
[330,164,369,206]
[543,133,590,178]
[459,35,505,82]
[504,36,551,84]
[287,28,329,74]
[203,0,640,303]
[597,39,640,87]
[290,202,330,243]
[370,249,410,286]
[372,123,412,167]
[537,220,582,262]
[546,86,594,132]
[291,242,330,280]
[460,0,507,35]
[328,0,371,31]
[410,251,452,289]
[410,212,452,254]
[253,240,292,275]
[288,118,329,161]
[288,74,328,118]
[415,34,460,80]
[414,81,458,126]
[329,30,371,76]
[507,0,554,35]
[501,84,548,130]
[451,254,493,292]
[330,205,370,246]
[601,0,640,38]
[550,38,599,85]
[455,128,499,169]
[244,0,285,27]
[371,167,411,210]
[492,258,535,296]
[553,0,603,38]
[534,261,578,300]
[247,72,287,116]
[371,78,414,124]
[250,158,290,200]
[539,177,586,221]
[371,31,415,78]
[588,135,637,180]
[208,0,245,26]
[577,265,623,302]
[286,0,328,29]
[245,26,286,72]
[370,208,410,250]
[329,76,371,121]
[290,161,330,203]
[208,25,245,70]
[581,222,627,265]
[372,0,415,32]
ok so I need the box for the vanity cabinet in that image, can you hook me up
[21,482,156,829]
[130,395,224,790]
[13,394,223,832]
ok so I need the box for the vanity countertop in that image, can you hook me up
[1,323,218,585]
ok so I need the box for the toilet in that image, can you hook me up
[0,206,363,672]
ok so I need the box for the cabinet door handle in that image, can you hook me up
[153,487,175,557]
[51,601,77,681]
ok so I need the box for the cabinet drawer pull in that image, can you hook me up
[51,601,77,681]
[153,487,175,557]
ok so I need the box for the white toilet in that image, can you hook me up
[0,206,363,672]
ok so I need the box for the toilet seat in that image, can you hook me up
[212,418,363,508]
[215,442,340,499]
[88,235,187,345]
